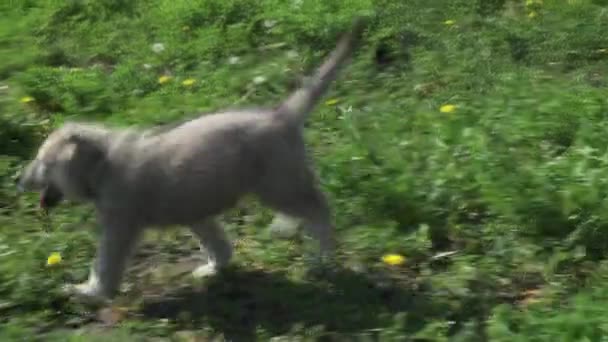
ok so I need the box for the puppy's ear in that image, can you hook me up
[66,129,92,144]
[50,127,107,200]
[65,128,104,152]
[63,131,105,162]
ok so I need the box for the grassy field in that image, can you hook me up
[2,0,608,340]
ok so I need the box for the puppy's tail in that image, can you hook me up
[275,17,367,125]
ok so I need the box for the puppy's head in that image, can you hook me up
[17,123,106,209]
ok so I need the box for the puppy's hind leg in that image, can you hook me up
[190,218,233,279]
[257,167,336,263]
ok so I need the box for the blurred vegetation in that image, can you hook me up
[2,0,608,340]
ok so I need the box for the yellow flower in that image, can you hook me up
[20,96,34,103]
[46,252,62,266]
[382,254,406,266]
[158,75,172,85]
[440,104,457,113]
[182,78,196,86]
[444,19,455,26]
[325,98,340,106]
[528,11,538,18]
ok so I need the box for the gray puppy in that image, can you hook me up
[17,18,366,304]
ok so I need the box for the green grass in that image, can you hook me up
[2,0,608,340]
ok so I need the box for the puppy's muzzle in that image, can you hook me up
[14,169,64,209]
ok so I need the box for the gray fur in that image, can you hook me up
[17,18,366,304]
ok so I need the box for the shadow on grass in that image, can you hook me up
[140,266,435,340]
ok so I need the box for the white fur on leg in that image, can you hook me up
[62,268,110,305]
[191,249,229,279]
[192,261,220,279]
[190,219,233,279]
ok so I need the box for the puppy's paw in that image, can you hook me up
[192,263,219,279]
[62,283,110,306]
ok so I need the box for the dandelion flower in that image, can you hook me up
[325,98,340,106]
[253,75,266,85]
[286,50,299,59]
[444,19,455,26]
[47,252,62,266]
[382,254,406,266]
[440,104,457,113]
[20,96,34,104]
[182,78,196,87]
[158,75,172,85]
[228,56,240,65]
[151,43,165,54]
[263,20,277,29]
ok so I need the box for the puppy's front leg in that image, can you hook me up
[64,214,142,305]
